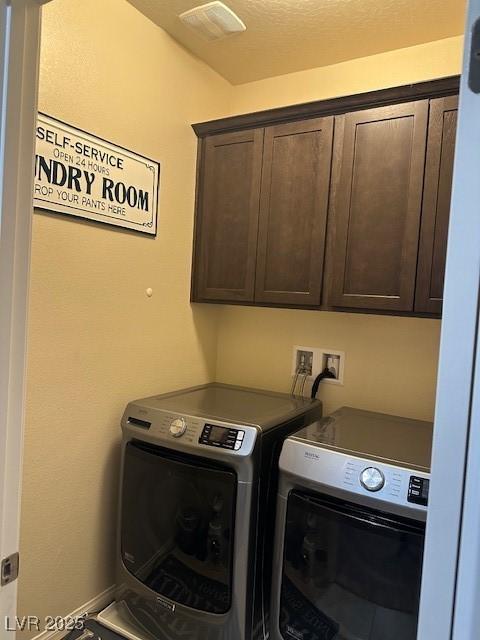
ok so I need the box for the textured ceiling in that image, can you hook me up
[127,0,466,84]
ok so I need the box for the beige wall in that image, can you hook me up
[230,35,463,112]
[216,308,440,421]
[216,35,464,422]
[18,0,231,634]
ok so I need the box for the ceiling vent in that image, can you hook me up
[179,2,246,41]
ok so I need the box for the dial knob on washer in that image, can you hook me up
[169,417,187,438]
[360,467,385,492]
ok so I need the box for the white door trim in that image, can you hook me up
[451,10,480,631]
[0,0,42,631]
[417,1,480,638]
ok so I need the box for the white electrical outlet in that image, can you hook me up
[292,346,345,386]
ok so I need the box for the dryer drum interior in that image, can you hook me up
[280,491,425,640]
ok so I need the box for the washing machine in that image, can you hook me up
[98,383,322,640]
[271,406,433,640]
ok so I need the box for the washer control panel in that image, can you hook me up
[199,423,245,451]
[360,467,385,492]
[341,458,429,513]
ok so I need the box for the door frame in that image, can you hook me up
[0,0,47,631]
[417,1,480,638]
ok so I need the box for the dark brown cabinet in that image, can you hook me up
[193,129,264,302]
[415,95,458,314]
[191,76,460,317]
[193,118,335,306]
[255,118,334,305]
[328,101,429,312]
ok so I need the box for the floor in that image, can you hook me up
[65,619,125,640]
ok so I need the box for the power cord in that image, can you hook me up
[310,367,336,399]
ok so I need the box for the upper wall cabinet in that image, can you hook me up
[415,95,459,314]
[191,76,460,317]
[255,118,334,305]
[193,129,263,302]
[193,118,335,306]
[328,101,429,312]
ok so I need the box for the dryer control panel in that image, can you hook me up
[199,424,245,450]
[408,475,430,506]
[280,439,430,519]
[123,410,257,457]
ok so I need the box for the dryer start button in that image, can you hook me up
[169,417,187,438]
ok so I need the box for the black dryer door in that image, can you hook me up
[121,440,236,614]
[280,491,425,640]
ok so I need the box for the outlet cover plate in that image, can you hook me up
[292,345,345,386]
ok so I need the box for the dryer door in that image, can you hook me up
[121,440,237,614]
[279,491,425,640]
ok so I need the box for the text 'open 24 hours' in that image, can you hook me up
[34,113,160,235]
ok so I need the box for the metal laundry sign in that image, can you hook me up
[33,113,159,235]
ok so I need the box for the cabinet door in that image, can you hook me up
[415,96,458,314]
[329,101,428,311]
[193,129,263,302]
[254,118,334,305]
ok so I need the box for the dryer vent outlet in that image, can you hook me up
[179,2,247,41]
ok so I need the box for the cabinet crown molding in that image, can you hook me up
[192,75,460,137]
